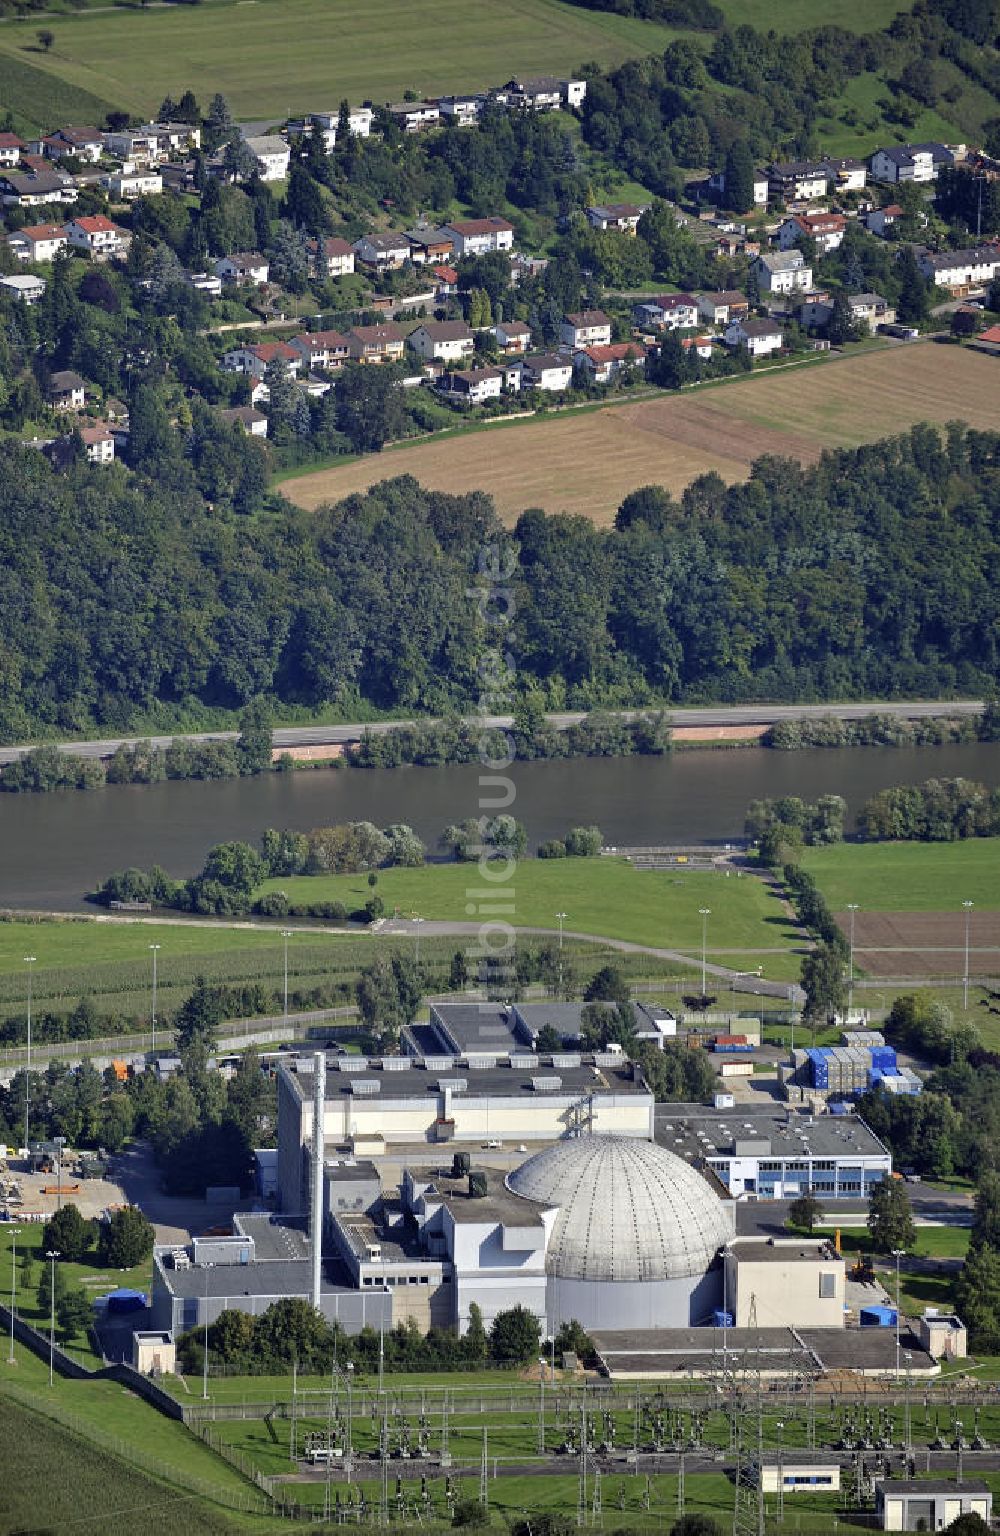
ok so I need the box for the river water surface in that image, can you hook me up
[2,741,1000,912]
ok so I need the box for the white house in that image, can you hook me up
[0,273,45,304]
[222,341,302,379]
[0,132,24,168]
[681,335,715,361]
[102,129,159,163]
[145,120,202,157]
[586,202,645,233]
[7,222,67,263]
[408,321,475,364]
[778,212,847,254]
[725,317,783,356]
[308,236,355,278]
[802,291,895,334]
[352,231,412,269]
[311,107,372,139]
[755,250,813,293]
[708,168,769,208]
[388,102,440,133]
[439,96,484,127]
[633,293,699,331]
[444,217,514,257]
[823,155,867,193]
[493,319,532,353]
[63,214,129,259]
[42,126,103,163]
[559,309,612,349]
[289,329,352,372]
[218,405,269,438]
[495,76,585,111]
[246,135,290,181]
[870,142,953,183]
[918,245,1000,290]
[80,421,115,464]
[48,370,86,410]
[441,366,503,404]
[767,160,829,203]
[574,341,646,384]
[214,252,270,286]
[519,352,573,391]
[0,169,77,208]
[105,170,163,200]
[187,270,223,297]
[347,323,406,364]
[696,290,750,326]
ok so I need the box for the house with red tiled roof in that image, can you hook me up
[0,131,25,168]
[288,330,352,371]
[7,222,68,263]
[64,214,129,258]
[573,341,647,383]
[221,341,302,379]
[444,216,514,257]
[307,236,354,278]
[778,211,847,255]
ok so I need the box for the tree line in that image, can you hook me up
[2,425,1000,744]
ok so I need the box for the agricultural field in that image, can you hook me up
[0,0,678,129]
[801,841,1000,915]
[256,857,802,970]
[283,345,1000,527]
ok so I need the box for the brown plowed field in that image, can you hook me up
[282,344,1000,525]
[844,910,1000,979]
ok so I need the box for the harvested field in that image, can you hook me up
[282,345,1000,525]
[842,909,1000,979]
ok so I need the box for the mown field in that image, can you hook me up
[0,0,677,127]
[802,841,1000,913]
[283,345,1000,526]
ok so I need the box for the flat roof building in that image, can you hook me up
[875,1478,991,1531]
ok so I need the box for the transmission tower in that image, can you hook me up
[731,1294,765,1536]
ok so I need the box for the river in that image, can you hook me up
[2,741,1000,912]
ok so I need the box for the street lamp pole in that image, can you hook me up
[698,910,711,998]
[413,916,424,966]
[8,1226,21,1363]
[202,1264,210,1401]
[846,904,859,1018]
[149,944,160,1056]
[54,1136,66,1213]
[23,955,36,1154]
[281,930,293,1031]
[555,912,567,999]
[46,1249,60,1385]
[893,1248,905,1378]
[962,901,974,1011]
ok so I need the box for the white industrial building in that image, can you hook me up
[875,1479,991,1531]
[723,1237,846,1329]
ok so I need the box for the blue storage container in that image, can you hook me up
[712,1310,734,1328]
[860,1304,897,1327]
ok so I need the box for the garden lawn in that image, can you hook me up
[258,858,799,955]
[0,1222,153,1362]
[801,841,1000,912]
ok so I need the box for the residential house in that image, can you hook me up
[105,170,163,200]
[405,227,455,265]
[63,214,129,259]
[559,309,612,348]
[493,319,531,353]
[978,322,1000,350]
[708,167,769,208]
[408,321,475,364]
[870,143,953,183]
[187,270,223,297]
[800,292,895,333]
[221,341,302,379]
[767,160,830,203]
[432,264,459,298]
[633,293,699,332]
[713,230,761,259]
[7,222,68,263]
[347,323,406,364]
[918,244,1000,291]
[441,366,504,404]
[214,252,270,286]
[308,235,355,278]
[146,120,202,157]
[494,76,585,111]
[518,352,573,391]
[586,202,645,234]
[696,290,749,326]
[439,96,485,127]
[821,156,867,193]
[681,335,715,361]
[0,132,24,168]
[352,231,412,269]
[865,203,903,236]
[80,421,115,464]
[574,341,647,384]
[724,317,783,356]
[48,370,86,410]
[0,168,77,207]
[0,273,45,304]
[310,107,372,140]
[41,126,103,163]
[755,250,813,293]
[444,216,514,257]
[778,212,847,254]
[219,405,269,438]
[289,329,352,372]
[246,135,290,181]
[387,102,440,133]
[102,128,159,163]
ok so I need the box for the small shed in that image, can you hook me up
[133,1330,176,1375]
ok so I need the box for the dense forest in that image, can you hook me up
[1,422,999,740]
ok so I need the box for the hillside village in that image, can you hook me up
[0,73,998,469]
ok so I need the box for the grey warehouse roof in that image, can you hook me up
[507,1135,732,1283]
[655,1105,889,1162]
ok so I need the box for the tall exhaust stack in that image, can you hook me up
[310,1050,326,1312]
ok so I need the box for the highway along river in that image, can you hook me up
[1,741,999,912]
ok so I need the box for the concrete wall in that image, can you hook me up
[548,1267,722,1333]
[726,1251,845,1329]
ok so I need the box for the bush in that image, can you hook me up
[537,839,567,858]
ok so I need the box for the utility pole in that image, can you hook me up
[846,904,859,1017]
[282,929,292,1031]
[7,1226,21,1364]
[202,1263,210,1400]
[962,901,974,1010]
[480,1426,489,1512]
[23,954,36,1153]
[556,912,567,998]
[893,1249,905,1379]
[699,909,711,998]
[46,1249,60,1385]
[732,1294,765,1536]
[149,943,160,1056]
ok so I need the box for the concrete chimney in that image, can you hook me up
[310,1050,326,1312]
